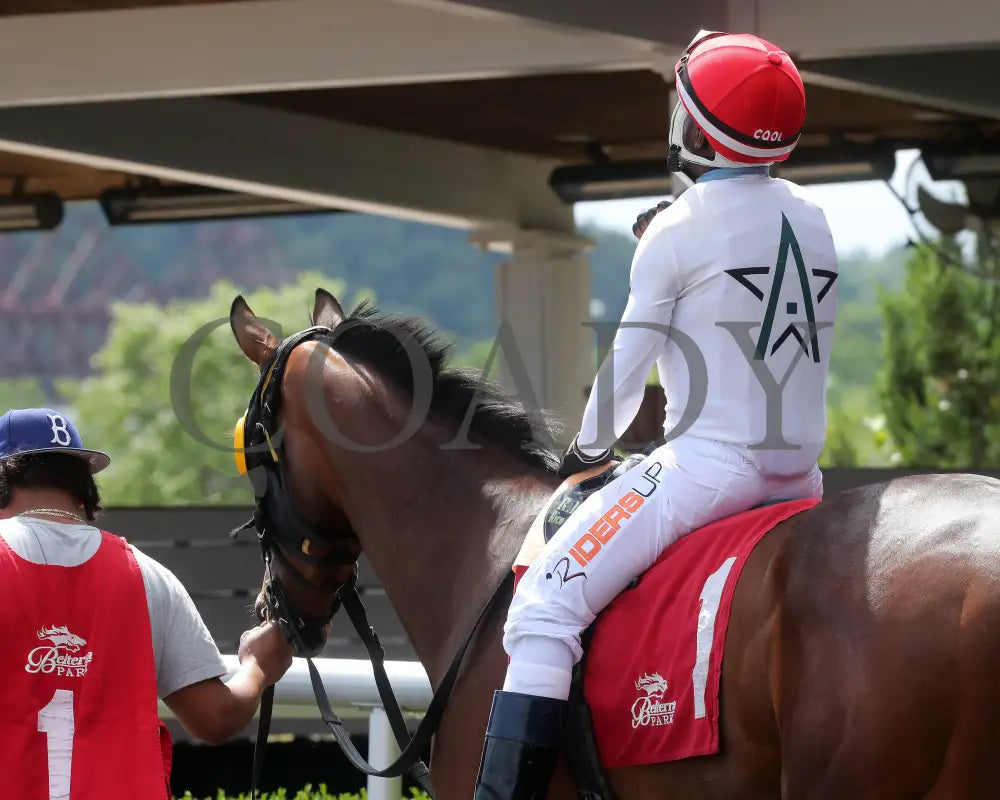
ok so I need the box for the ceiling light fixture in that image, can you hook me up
[99,184,343,225]
[0,191,64,232]
[548,148,897,204]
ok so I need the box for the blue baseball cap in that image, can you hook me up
[0,408,110,474]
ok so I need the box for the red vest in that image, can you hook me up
[0,529,170,800]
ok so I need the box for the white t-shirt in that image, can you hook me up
[578,169,839,477]
[0,515,228,699]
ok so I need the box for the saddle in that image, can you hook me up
[514,453,645,569]
[543,453,648,544]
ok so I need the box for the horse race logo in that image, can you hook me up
[25,625,94,677]
[631,672,676,729]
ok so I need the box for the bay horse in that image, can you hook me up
[229,286,1000,800]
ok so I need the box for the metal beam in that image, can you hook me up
[437,0,1000,124]
[0,0,658,108]
[801,49,1000,121]
[414,0,712,51]
[733,0,1000,121]
[439,0,1000,61]
[753,0,1000,59]
[0,97,573,231]
[744,0,1000,123]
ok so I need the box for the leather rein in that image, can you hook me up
[230,326,514,799]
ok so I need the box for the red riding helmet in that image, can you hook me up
[668,30,806,172]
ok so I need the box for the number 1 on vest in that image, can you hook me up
[38,689,74,800]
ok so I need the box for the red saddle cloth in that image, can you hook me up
[515,497,819,768]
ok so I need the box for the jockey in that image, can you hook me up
[474,30,839,800]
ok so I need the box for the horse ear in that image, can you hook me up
[230,295,280,369]
[312,287,345,329]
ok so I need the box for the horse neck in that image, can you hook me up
[342,436,559,684]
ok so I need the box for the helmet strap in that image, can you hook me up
[667,101,773,176]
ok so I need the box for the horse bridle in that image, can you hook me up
[230,325,514,799]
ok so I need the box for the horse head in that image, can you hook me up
[229,287,364,657]
[228,285,561,665]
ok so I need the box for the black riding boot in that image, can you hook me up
[473,690,565,800]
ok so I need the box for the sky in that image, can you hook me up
[574,149,965,258]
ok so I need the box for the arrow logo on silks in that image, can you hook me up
[725,213,837,362]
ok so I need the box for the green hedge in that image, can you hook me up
[176,787,433,800]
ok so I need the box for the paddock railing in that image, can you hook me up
[160,655,434,800]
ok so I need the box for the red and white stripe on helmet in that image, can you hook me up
[671,30,806,168]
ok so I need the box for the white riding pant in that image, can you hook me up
[501,434,823,700]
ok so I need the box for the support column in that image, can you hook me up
[367,707,402,800]
[471,227,595,448]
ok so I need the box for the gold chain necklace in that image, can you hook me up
[19,508,87,524]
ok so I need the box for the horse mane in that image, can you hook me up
[317,300,561,472]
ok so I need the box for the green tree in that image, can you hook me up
[826,248,905,392]
[815,248,906,468]
[876,238,1000,467]
[0,378,47,411]
[452,338,500,377]
[60,272,372,506]
[819,382,895,468]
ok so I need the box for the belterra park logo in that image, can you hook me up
[631,672,676,729]
[25,625,94,677]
